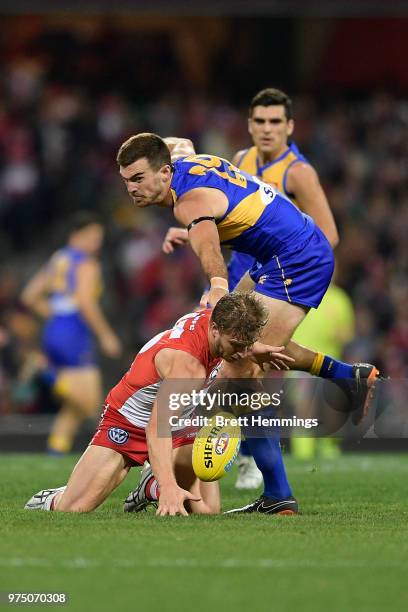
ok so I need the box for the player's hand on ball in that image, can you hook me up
[248,342,295,371]
[156,485,201,517]
[162,227,189,254]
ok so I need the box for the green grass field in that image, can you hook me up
[1,453,407,612]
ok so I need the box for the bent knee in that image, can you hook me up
[54,489,101,513]
[55,496,97,513]
[206,499,221,514]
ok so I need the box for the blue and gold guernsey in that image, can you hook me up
[42,247,99,368]
[171,154,334,308]
[236,141,308,203]
[229,142,310,289]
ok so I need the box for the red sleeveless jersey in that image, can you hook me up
[105,309,220,429]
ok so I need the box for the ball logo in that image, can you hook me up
[108,427,129,445]
[215,432,229,455]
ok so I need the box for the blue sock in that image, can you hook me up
[244,436,292,500]
[312,354,353,379]
[239,440,251,456]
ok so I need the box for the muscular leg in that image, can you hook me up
[234,277,317,370]
[55,367,102,416]
[48,367,102,454]
[223,290,307,503]
[54,445,131,512]
[234,271,256,293]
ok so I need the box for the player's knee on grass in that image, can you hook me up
[173,445,196,492]
[55,445,129,512]
[187,479,220,515]
[172,444,220,514]
[199,481,221,514]
[54,486,101,512]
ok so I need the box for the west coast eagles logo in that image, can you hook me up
[108,427,129,445]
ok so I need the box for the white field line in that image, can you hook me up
[288,460,408,473]
[0,557,402,570]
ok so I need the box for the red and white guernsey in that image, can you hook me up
[105,309,220,429]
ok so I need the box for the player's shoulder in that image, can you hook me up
[232,146,255,167]
[287,160,319,185]
[165,310,210,349]
[154,310,211,370]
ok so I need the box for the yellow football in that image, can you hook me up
[192,411,241,481]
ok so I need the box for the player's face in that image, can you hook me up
[119,158,172,207]
[211,327,252,362]
[80,224,104,254]
[248,105,294,157]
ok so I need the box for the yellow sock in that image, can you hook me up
[310,352,324,376]
[53,375,69,398]
[47,434,72,454]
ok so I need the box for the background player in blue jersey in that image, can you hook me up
[230,88,340,489]
[116,133,380,515]
[21,212,122,455]
[230,88,338,289]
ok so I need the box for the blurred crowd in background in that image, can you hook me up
[0,17,407,415]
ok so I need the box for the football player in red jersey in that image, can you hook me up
[25,292,293,516]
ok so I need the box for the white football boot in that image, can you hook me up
[124,462,156,513]
[235,455,263,490]
[24,486,66,511]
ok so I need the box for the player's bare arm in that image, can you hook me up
[174,187,229,307]
[21,268,52,319]
[75,259,122,358]
[148,348,206,516]
[286,162,339,248]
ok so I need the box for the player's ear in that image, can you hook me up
[210,321,220,338]
[287,119,294,137]
[159,164,173,180]
[248,117,253,136]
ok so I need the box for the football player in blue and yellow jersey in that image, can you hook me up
[21,212,122,455]
[117,133,380,514]
[229,88,338,290]
[165,91,340,495]
[228,89,340,491]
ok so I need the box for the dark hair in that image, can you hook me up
[116,133,171,171]
[68,211,103,236]
[249,88,293,121]
[211,292,268,344]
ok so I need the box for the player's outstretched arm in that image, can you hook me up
[174,188,229,308]
[286,162,339,248]
[148,349,206,516]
